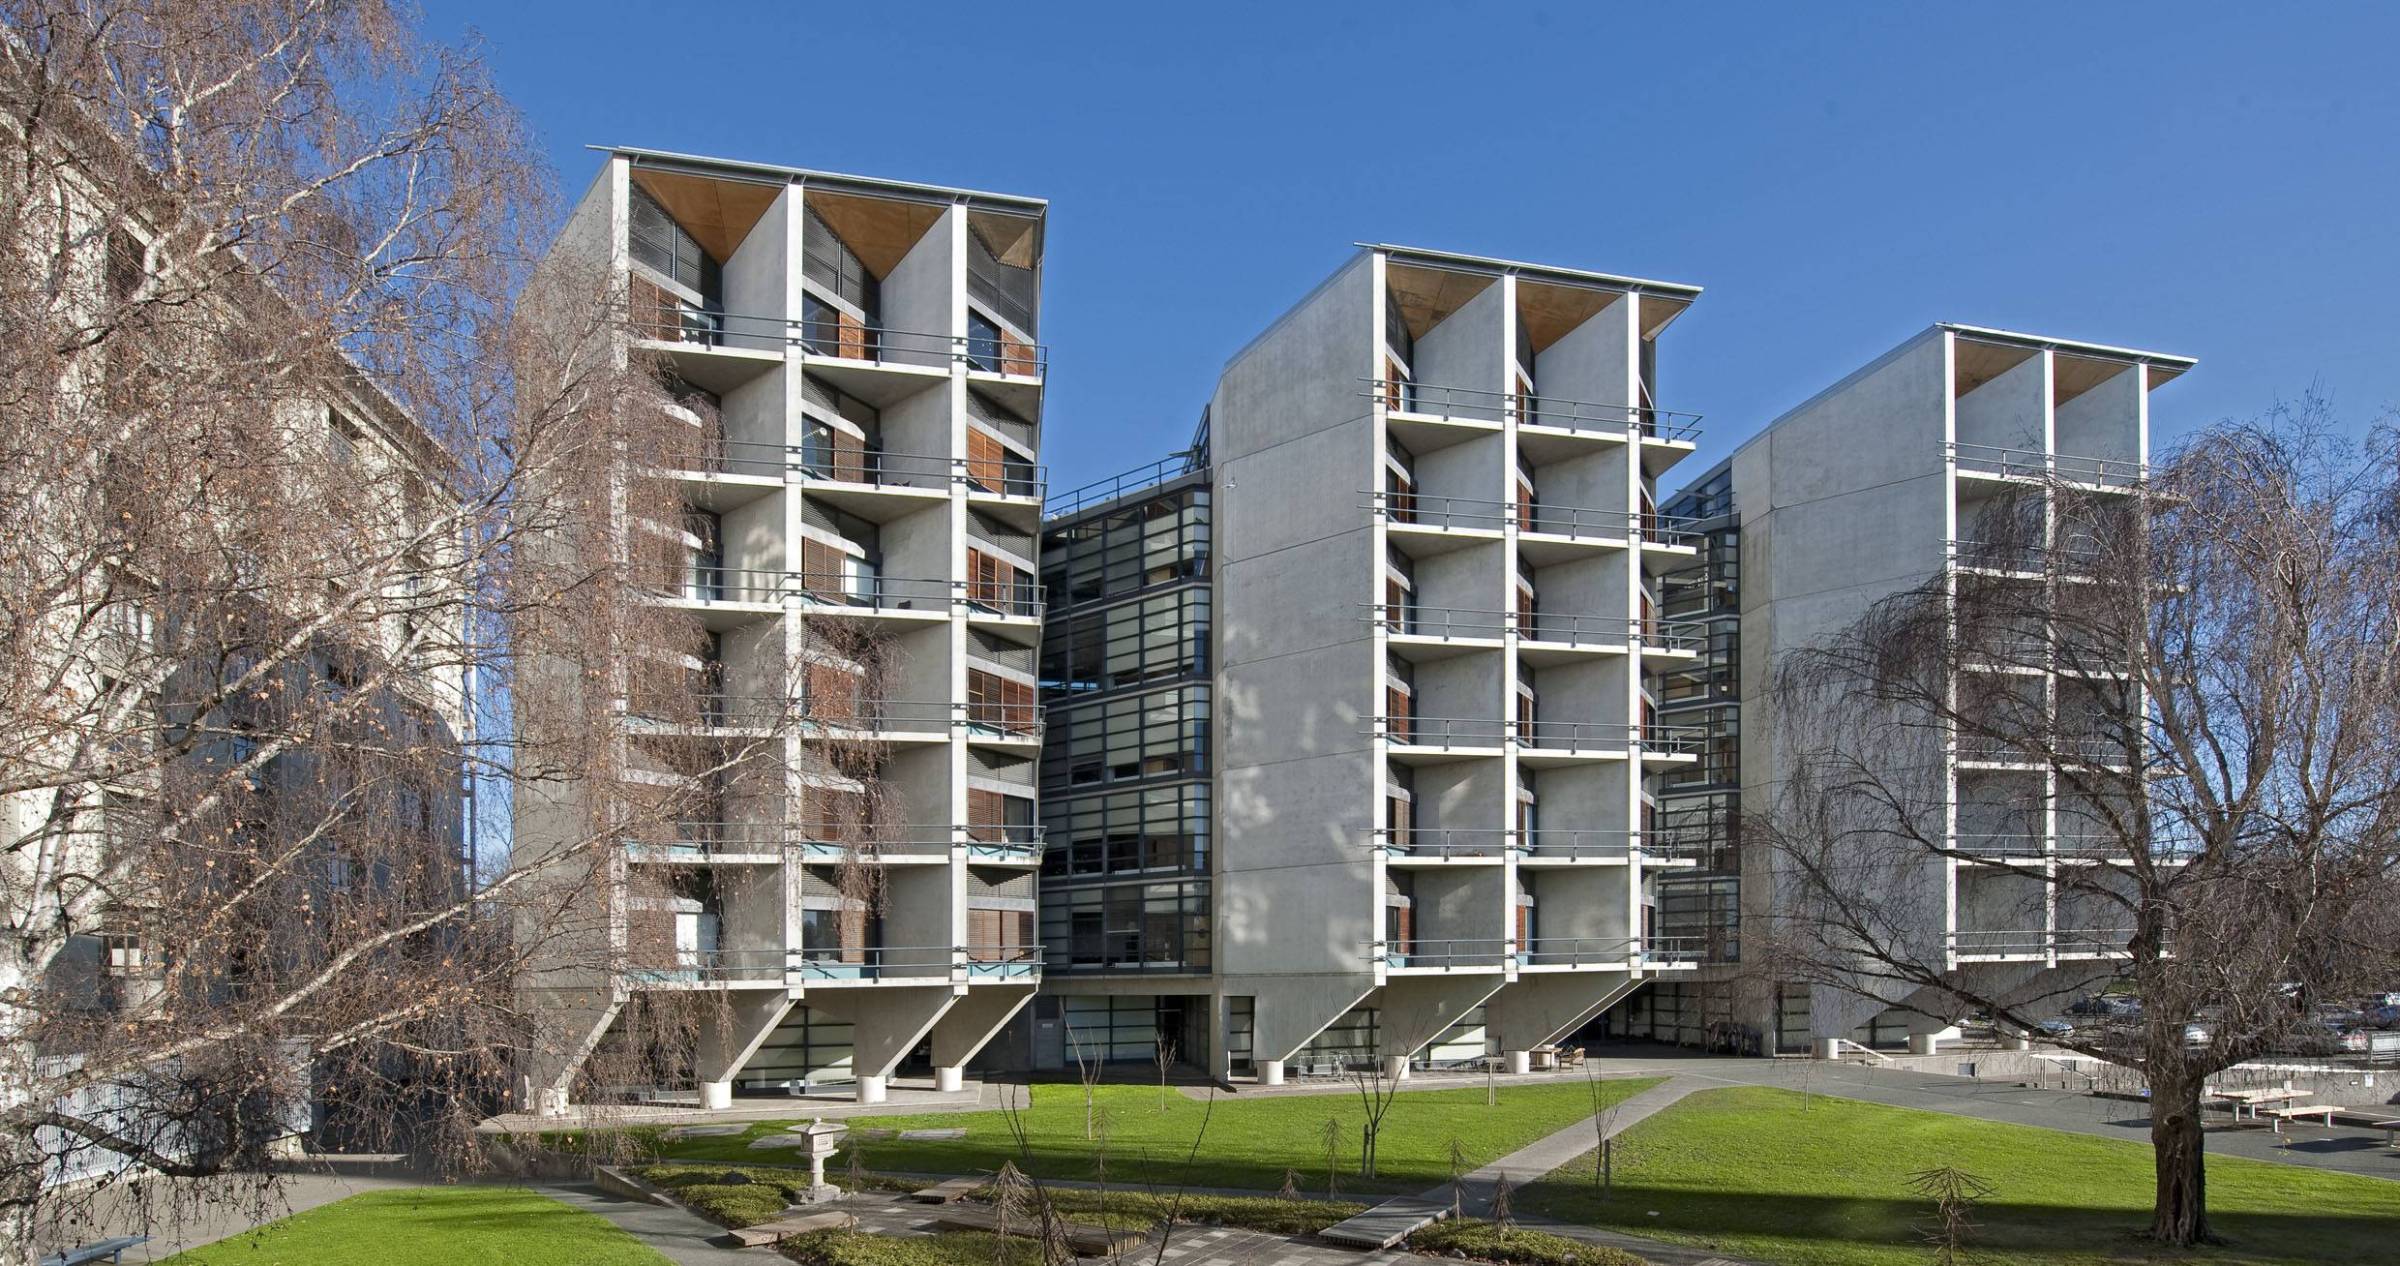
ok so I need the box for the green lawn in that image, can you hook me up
[163,1186,669,1265]
[1522,1086,2400,1266]
[636,1077,1660,1196]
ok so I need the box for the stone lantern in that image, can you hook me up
[794,1117,850,1202]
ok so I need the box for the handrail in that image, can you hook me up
[1367,605,1510,639]
[1367,938,1514,968]
[630,301,1049,377]
[630,949,787,984]
[1514,829,1636,859]
[1946,442,2146,489]
[791,572,954,610]
[1371,827,1510,859]
[1362,378,1702,442]
[1372,715,1509,747]
[1367,490,1511,532]
[1043,450,1208,520]
[651,566,786,606]
[1947,928,2134,955]
[1520,936,1705,966]
[798,698,955,734]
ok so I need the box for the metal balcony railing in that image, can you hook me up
[793,943,967,981]
[963,944,1043,978]
[1517,719,1639,752]
[798,698,955,736]
[1947,928,2136,956]
[625,821,788,855]
[790,572,954,612]
[1361,379,1703,443]
[654,566,786,606]
[1368,938,1514,969]
[623,693,788,732]
[1520,936,1705,967]
[629,949,787,985]
[628,301,1049,377]
[962,700,1044,739]
[960,582,1045,621]
[1369,605,1511,639]
[661,437,788,479]
[1514,829,1637,860]
[1368,490,1512,532]
[1517,611,1637,647]
[1372,827,1511,859]
[1043,450,1208,521]
[1947,442,2146,489]
[1372,715,1509,748]
[1949,832,2048,857]
[790,827,955,857]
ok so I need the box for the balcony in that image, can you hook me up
[961,699,1044,743]
[622,692,787,737]
[791,943,1043,983]
[1370,605,1507,660]
[625,820,787,862]
[963,823,1045,865]
[1370,491,1509,556]
[1515,829,1638,862]
[1519,936,1704,970]
[624,300,1047,382]
[1369,938,1514,972]
[1363,379,1701,444]
[1372,715,1508,762]
[791,824,955,864]
[791,573,954,625]
[647,567,785,630]
[1372,827,1510,862]
[797,698,954,743]
[628,949,787,988]
[1947,928,2135,961]
[1948,442,2145,491]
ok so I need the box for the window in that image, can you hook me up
[966,311,1003,373]
[802,208,879,316]
[629,187,720,302]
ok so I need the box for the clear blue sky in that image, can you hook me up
[421,1,2398,491]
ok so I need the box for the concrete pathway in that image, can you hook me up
[539,1183,783,1265]
[34,1170,425,1264]
[1318,1075,1757,1263]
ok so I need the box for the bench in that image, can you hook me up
[911,1176,983,1203]
[40,1237,150,1266]
[2359,1118,2400,1149]
[2261,1104,2339,1131]
[725,1210,855,1247]
[933,1206,1145,1253]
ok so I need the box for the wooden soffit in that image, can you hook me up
[808,189,944,279]
[1953,338,2038,398]
[630,168,778,264]
[2053,353,2132,406]
[1517,279,1622,354]
[1386,263,1497,341]
[968,208,1042,269]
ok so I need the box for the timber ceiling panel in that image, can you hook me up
[630,168,779,264]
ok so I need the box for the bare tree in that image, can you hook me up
[1152,1035,1177,1113]
[1908,1166,1994,1266]
[0,2,762,1258]
[1349,1060,1401,1180]
[1067,1020,1103,1142]
[1757,410,2400,1246]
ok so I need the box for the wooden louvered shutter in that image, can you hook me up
[966,429,1008,494]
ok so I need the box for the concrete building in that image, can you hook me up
[518,148,1049,1110]
[1023,247,1713,1081]
[1604,324,2191,1055]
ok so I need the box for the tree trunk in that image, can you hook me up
[2148,1072,2211,1246]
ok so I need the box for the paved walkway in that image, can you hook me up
[36,1170,425,1264]
[540,1183,783,1265]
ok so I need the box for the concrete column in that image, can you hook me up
[1908,1032,1939,1056]
[1257,1059,1285,1086]
[2006,1034,2033,1052]
[1506,1050,1531,1075]
[1813,1037,1842,1061]
[855,1074,888,1104]
[934,1066,965,1093]
[537,1086,571,1118]
[699,1080,733,1111]
[1381,1055,1409,1081]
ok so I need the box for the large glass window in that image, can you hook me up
[1041,685,1210,794]
[801,208,879,317]
[1038,879,1210,973]
[1042,489,1210,610]
[630,186,720,302]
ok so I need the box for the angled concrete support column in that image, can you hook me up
[521,989,624,1117]
[1248,976,1375,1067]
[807,985,961,1104]
[925,984,1035,1095]
[1487,972,1636,1057]
[1373,975,1506,1069]
[695,991,799,1107]
[1507,1050,1530,1075]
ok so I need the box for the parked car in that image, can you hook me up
[2035,1017,2078,1040]
[2363,1004,2400,1030]
[2284,1022,2348,1056]
[2181,1021,2213,1047]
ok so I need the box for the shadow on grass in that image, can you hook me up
[1522,1185,2400,1264]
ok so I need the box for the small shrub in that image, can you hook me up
[1407,1218,1649,1266]
[1033,1189,1367,1236]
